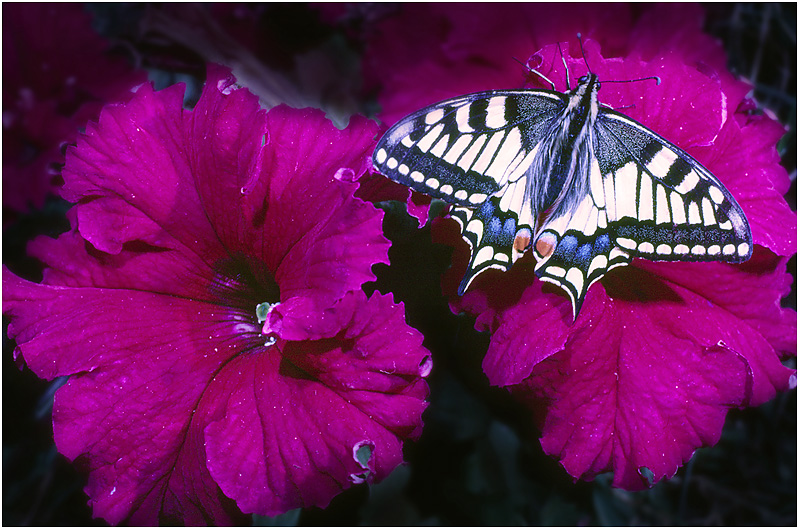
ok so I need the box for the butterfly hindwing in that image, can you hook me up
[536,227,631,317]
[532,169,631,317]
[450,197,529,293]
[594,111,752,262]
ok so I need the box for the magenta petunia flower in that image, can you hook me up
[426,40,796,489]
[2,3,146,213]
[3,65,430,524]
[362,2,795,490]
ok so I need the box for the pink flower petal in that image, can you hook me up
[638,249,796,358]
[508,277,794,490]
[60,66,390,313]
[627,3,727,71]
[61,81,227,264]
[28,221,214,302]
[482,283,596,387]
[3,271,250,523]
[52,318,246,525]
[203,291,429,516]
[246,105,390,306]
[4,277,429,522]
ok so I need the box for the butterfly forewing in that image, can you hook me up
[373,90,566,206]
[594,111,752,262]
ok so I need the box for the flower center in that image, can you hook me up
[210,255,280,345]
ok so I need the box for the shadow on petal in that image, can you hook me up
[601,264,684,306]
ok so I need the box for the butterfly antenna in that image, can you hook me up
[575,32,660,87]
[557,42,570,90]
[577,33,592,73]
[513,56,556,90]
[602,76,662,85]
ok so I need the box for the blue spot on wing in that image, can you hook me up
[457,195,521,295]
[503,218,516,237]
[479,200,494,218]
[575,243,593,267]
[559,235,579,257]
[593,233,611,254]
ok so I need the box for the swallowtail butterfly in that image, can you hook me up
[373,51,752,319]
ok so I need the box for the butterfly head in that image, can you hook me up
[565,73,601,122]
[575,73,601,93]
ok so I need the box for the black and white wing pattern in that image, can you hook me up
[373,90,566,289]
[373,76,752,319]
[594,110,752,263]
[530,104,753,316]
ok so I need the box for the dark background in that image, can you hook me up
[3,3,796,526]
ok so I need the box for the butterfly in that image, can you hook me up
[372,52,752,319]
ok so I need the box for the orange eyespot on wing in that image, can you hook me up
[534,232,558,260]
[513,229,531,253]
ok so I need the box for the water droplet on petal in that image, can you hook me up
[419,355,433,377]
[217,78,234,95]
[334,167,356,182]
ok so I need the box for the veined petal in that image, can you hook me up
[4,66,429,524]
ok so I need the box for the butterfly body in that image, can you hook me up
[373,73,752,318]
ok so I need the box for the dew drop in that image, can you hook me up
[217,78,234,95]
[419,355,433,377]
[334,167,356,182]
